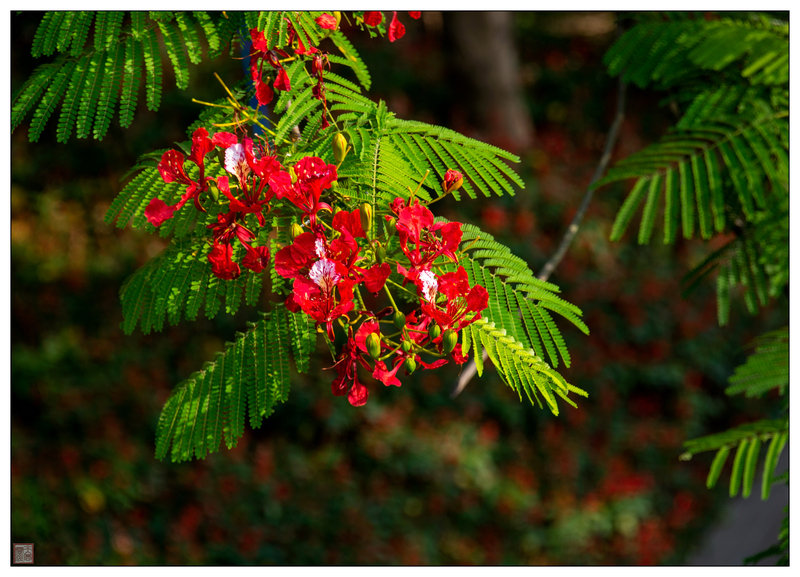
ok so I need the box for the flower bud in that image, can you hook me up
[334,11,342,29]
[386,217,397,236]
[442,329,458,354]
[291,223,304,239]
[428,323,441,340]
[360,203,372,236]
[404,357,417,374]
[442,169,464,194]
[401,339,412,353]
[366,332,382,360]
[374,242,386,264]
[393,310,406,330]
[289,166,298,184]
[332,132,348,164]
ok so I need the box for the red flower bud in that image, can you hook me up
[442,169,464,194]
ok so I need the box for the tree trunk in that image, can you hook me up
[445,12,533,153]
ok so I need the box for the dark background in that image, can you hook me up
[11,12,788,564]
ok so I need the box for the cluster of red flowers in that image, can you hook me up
[143,12,487,406]
[362,11,421,42]
[145,127,485,405]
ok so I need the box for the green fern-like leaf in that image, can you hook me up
[28,58,75,142]
[31,12,56,58]
[155,307,299,462]
[141,27,163,111]
[725,326,788,398]
[74,50,106,139]
[93,42,125,139]
[119,36,143,128]
[599,111,787,243]
[56,56,91,143]
[12,62,62,133]
[69,11,94,57]
[329,30,372,90]
[174,12,203,65]
[193,11,220,55]
[158,20,190,90]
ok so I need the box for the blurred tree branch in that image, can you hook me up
[452,74,627,398]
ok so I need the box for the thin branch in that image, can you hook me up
[451,75,628,399]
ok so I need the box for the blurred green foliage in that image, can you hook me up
[11,12,787,565]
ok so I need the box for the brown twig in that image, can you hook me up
[451,74,628,399]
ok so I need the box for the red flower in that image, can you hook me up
[420,266,488,333]
[289,259,355,340]
[207,211,256,248]
[274,231,319,279]
[146,128,216,226]
[331,340,370,406]
[208,243,241,280]
[242,245,271,273]
[248,30,292,105]
[409,12,422,19]
[216,138,281,225]
[388,12,405,42]
[393,199,463,282]
[315,13,337,30]
[269,156,337,226]
[363,11,383,26]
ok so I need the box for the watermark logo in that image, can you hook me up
[13,543,34,564]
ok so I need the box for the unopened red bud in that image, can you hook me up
[291,223,304,239]
[393,310,406,329]
[361,203,372,236]
[442,329,458,353]
[428,323,442,340]
[332,132,348,164]
[366,332,382,360]
[404,357,417,374]
[442,169,464,194]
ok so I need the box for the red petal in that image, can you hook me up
[363,263,392,293]
[144,198,176,227]
[250,28,268,52]
[418,357,448,370]
[211,132,238,148]
[409,12,421,19]
[466,284,489,313]
[347,380,369,406]
[274,68,291,92]
[242,245,271,273]
[189,127,214,167]
[315,14,337,30]
[256,79,274,106]
[373,360,403,387]
[388,12,405,42]
[363,11,383,26]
